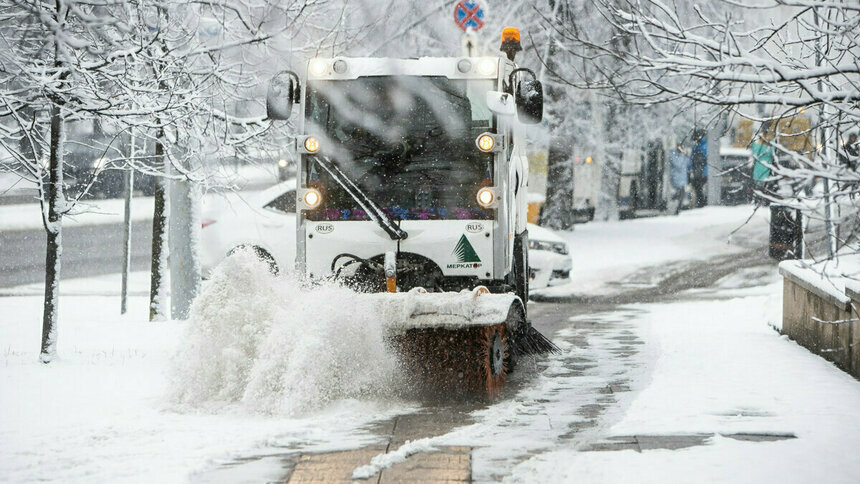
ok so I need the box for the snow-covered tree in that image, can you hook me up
[0,0,346,360]
[0,0,157,362]
[528,0,705,224]
[542,0,859,255]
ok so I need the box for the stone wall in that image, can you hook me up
[781,269,859,378]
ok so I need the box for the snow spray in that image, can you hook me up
[168,248,400,415]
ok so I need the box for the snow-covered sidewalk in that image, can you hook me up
[515,275,860,483]
[537,205,770,298]
[0,196,155,232]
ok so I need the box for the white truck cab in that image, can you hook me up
[267,30,543,301]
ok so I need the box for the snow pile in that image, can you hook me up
[352,438,437,479]
[778,252,860,304]
[169,249,400,415]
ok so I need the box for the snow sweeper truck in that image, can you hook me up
[265,28,555,396]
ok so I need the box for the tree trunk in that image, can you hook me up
[120,167,133,315]
[596,102,622,221]
[40,94,64,363]
[168,174,201,320]
[149,134,169,321]
[542,137,575,229]
[40,5,67,363]
[538,1,575,230]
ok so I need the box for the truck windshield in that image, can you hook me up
[304,76,495,221]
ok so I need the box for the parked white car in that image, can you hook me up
[200,180,297,276]
[200,182,573,291]
[527,223,572,290]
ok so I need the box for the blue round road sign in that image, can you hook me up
[454,0,485,31]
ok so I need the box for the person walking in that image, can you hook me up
[668,142,690,215]
[689,128,708,208]
[750,129,775,205]
[838,132,858,170]
[836,132,857,201]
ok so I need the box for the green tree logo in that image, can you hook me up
[453,235,481,263]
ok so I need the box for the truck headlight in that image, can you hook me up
[477,58,497,76]
[457,59,472,73]
[477,187,495,207]
[303,188,322,208]
[309,59,328,76]
[278,158,288,168]
[332,59,348,74]
[304,136,320,153]
[476,134,495,152]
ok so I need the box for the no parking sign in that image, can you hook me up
[454,0,486,31]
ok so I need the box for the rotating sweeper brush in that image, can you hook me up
[265,28,557,397]
[379,286,556,397]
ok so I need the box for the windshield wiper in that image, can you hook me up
[311,154,408,241]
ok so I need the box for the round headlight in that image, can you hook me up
[477,58,497,76]
[309,59,328,76]
[333,59,348,74]
[278,158,288,168]
[304,189,321,208]
[476,134,495,152]
[457,59,472,73]
[304,136,320,153]
[477,187,495,207]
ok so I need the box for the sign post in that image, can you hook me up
[120,134,134,315]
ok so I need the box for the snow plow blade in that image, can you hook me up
[378,287,558,398]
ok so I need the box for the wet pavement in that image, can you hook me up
[288,446,471,483]
[582,432,796,453]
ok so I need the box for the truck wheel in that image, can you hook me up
[513,231,529,306]
[505,300,526,372]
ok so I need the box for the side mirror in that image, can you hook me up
[516,79,543,124]
[485,91,517,116]
[267,71,300,121]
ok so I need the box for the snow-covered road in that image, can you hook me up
[0,220,154,288]
[2,206,859,483]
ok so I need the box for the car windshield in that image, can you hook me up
[304,76,495,221]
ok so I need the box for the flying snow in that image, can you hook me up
[168,248,401,415]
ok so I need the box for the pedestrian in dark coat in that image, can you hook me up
[839,133,858,170]
[689,129,708,208]
[668,143,690,214]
